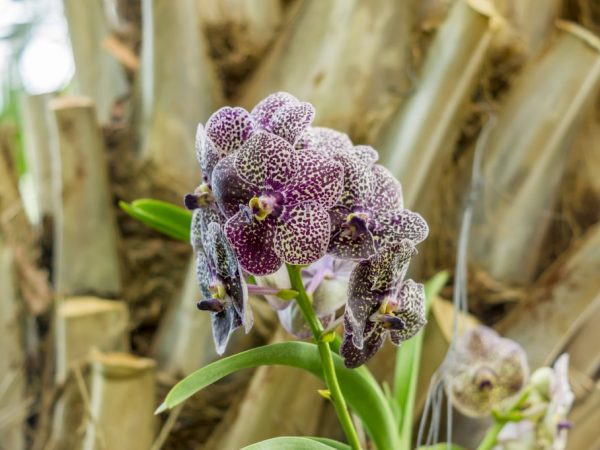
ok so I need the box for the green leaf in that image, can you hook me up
[416,444,465,450]
[242,436,343,449]
[159,342,399,450]
[119,199,192,242]
[393,271,450,450]
[308,437,352,450]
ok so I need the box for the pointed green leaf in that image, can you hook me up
[242,437,345,449]
[119,199,192,242]
[160,342,399,450]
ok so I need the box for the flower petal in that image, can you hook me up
[251,92,298,128]
[274,202,330,265]
[374,209,429,247]
[368,239,416,292]
[211,306,243,355]
[349,145,379,166]
[225,211,282,275]
[190,207,223,252]
[212,154,258,218]
[205,106,255,155]
[196,124,222,182]
[268,102,315,145]
[234,131,297,188]
[336,153,376,208]
[389,280,427,344]
[328,211,377,261]
[297,126,353,154]
[370,164,403,209]
[195,250,213,299]
[344,257,381,349]
[204,222,240,279]
[341,316,386,368]
[284,149,343,208]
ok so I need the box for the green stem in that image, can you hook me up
[476,387,532,450]
[286,264,363,450]
[476,420,506,450]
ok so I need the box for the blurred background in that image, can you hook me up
[1,0,599,449]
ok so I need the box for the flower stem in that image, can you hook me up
[286,264,363,450]
[476,387,532,450]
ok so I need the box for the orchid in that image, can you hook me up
[340,240,427,368]
[496,354,574,450]
[212,130,344,275]
[191,208,252,355]
[443,325,530,418]
[299,127,428,260]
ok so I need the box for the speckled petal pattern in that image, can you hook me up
[349,145,379,166]
[212,155,258,218]
[375,209,429,247]
[389,280,426,344]
[369,240,416,292]
[196,124,222,182]
[370,164,403,209]
[297,127,353,154]
[341,316,386,368]
[284,149,344,208]
[205,106,255,155]
[269,102,315,145]
[251,92,297,129]
[274,202,330,265]
[225,211,282,275]
[234,131,296,188]
[190,207,223,251]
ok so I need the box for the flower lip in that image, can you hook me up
[248,190,284,221]
[474,367,497,391]
[197,298,224,313]
[184,183,214,210]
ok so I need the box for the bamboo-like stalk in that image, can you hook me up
[139,0,222,191]
[378,0,500,208]
[497,222,600,369]
[20,93,56,225]
[0,239,25,450]
[496,0,561,54]
[82,352,156,450]
[197,0,283,55]
[470,22,600,284]
[152,258,216,376]
[567,384,600,450]
[203,328,325,450]
[239,0,415,140]
[51,297,129,450]
[50,97,122,297]
[61,0,128,123]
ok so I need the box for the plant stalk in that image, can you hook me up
[285,264,362,450]
[476,387,532,450]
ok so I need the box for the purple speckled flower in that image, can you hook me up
[185,107,255,209]
[298,127,428,260]
[340,240,427,368]
[251,92,315,145]
[191,209,252,355]
[443,326,529,418]
[211,130,344,275]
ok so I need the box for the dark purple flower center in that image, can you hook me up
[557,420,572,432]
[341,209,377,240]
[184,182,214,210]
[474,367,497,391]
[197,279,227,313]
[248,190,284,221]
[369,296,405,330]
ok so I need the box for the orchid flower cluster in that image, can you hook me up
[184,92,428,368]
[443,326,575,450]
